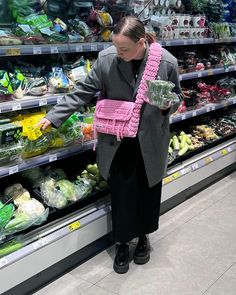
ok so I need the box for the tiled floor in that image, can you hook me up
[34,171,236,295]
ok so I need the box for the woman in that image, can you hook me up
[39,16,181,274]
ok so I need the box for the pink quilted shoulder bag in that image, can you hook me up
[93,43,162,142]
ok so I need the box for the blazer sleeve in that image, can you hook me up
[45,56,102,127]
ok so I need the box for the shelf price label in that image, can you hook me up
[49,154,57,162]
[39,99,47,106]
[9,165,19,175]
[57,96,63,103]
[192,111,197,117]
[197,72,202,78]
[211,106,216,111]
[206,107,211,112]
[6,48,21,56]
[163,176,172,185]
[33,47,42,55]
[204,157,213,165]
[183,40,188,45]
[90,44,98,51]
[179,76,182,81]
[221,149,228,156]
[76,45,83,52]
[68,220,81,232]
[169,117,173,124]
[208,69,214,76]
[192,39,197,45]
[0,257,9,268]
[227,146,232,152]
[172,171,181,180]
[191,162,199,171]
[12,104,21,111]
[181,114,186,120]
[165,41,171,46]
[33,237,48,250]
[50,46,59,54]
[200,39,204,44]
[233,99,236,104]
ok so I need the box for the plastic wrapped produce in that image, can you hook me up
[0,29,22,46]
[0,71,14,101]
[9,70,28,99]
[48,67,74,93]
[0,201,14,231]
[25,77,48,96]
[21,167,44,188]
[146,80,179,109]
[55,179,78,202]
[74,178,92,199]
[11,23,46,44]
[40,177,67,209]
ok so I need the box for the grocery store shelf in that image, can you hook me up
[0,198,112,293]
[162,137,236,192]
[0,42,112,56]
[0,94,63,113]
[1,37,235,57]
[159,37,236,47]
[0,140,95,179]
[179,65,236,81]
[170,96,236,124]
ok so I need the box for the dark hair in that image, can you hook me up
[113,16,156,44]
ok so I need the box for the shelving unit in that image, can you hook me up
[0,32,236,294]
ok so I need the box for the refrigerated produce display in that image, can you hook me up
[0,0,236,294]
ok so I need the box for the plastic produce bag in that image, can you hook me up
[0,143,24,165]
[11,23,46,44]
[25,77,48,96]
[40,177,67,209]
[0,29,22,46]
[146,80,180,109]
[39,27,68,43]
[74,178,92,199]
[9,69,28,99]
[0,71,14,101]
[48,67,74,93]
[0,201,14,231]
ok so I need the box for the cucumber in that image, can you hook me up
[0,239,23,257]
[172,135,180,150]
[178,143,189,156]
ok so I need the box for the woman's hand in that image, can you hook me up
[36,118,52,130]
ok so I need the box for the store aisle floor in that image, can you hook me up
[34,170,236,295]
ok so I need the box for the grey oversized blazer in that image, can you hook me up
[45,43,181,187]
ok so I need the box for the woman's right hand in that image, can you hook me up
[36,118,52,130]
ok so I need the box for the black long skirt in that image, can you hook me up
[109,137,162,243]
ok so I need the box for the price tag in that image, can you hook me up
[172,172,181,179]
[68,220,81,231]
[211,106,216,111]
[0,257,9,268]
[90,44,98,51]
[12,104,21,111]
[200,39,204,44]
[49,154,57,162]
[169,117,173,124]
[208,70,214,76]
[179,76,182,81]
[183,40,188,45]
[206,107,211,112]
[215,39,220,43]
[165,41,171,46]
[9,165,19,175]
[204,157,213,165]
[181,114,186,120]
[33,47,42,55]
[6,48,21,56]
[221,149,228,156]
[50,46,58,54]
[57,96,62,103]
[39,99,47,106]
[76,45,83,52]
[180,168,187,175]
[191,162,199,171]
[197,72,202,78]
[33,237,48,250]
[225,67,229,73]
[192,39,197,45]
[227,146,232,152]
[163,176,172,185]
[192,111,197,117]
[233,99,236,104]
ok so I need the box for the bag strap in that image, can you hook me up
[135,43,163,104]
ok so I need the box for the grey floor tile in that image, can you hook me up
[97,221,235,295]
[33,273,92,295]
[204,274,236,295]
[81,285,118,295]
[150,175,235,245]
[70,246,114,284]
[223,262,236,279]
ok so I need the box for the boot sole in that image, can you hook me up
[113,262,129,274]
[133,254,150,265]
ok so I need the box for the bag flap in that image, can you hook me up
[95,99,135,121]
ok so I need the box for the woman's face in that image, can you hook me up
[112,34,146,61]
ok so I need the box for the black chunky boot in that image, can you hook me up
[113,243,129,274]
[133,235,150,265]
